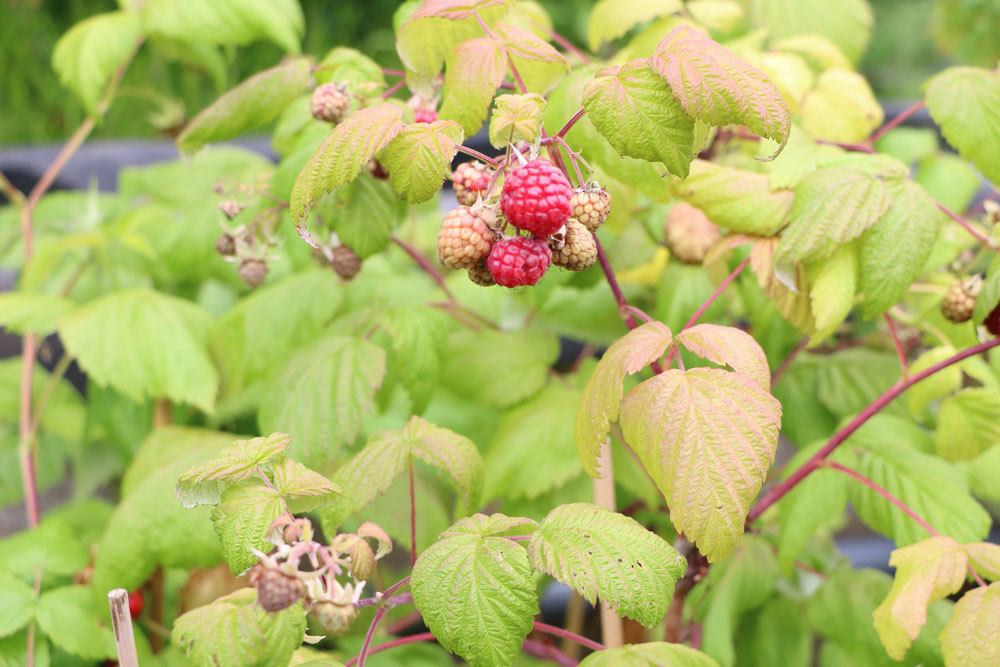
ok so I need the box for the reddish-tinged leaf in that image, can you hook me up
[440,37,508,135]
[677,324,771,390]
[412,0,511,20]
[496,22,568,94]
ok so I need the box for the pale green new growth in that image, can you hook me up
[800,69,883,143]
[489,93,547,149]
[965,543,1000,581]
[138,0,304,54]
[440,38,508,135]
[674,161,793,236]
[751,0,872,65]
[586,0,682,51]
[315,47,385,89]
[651,25,790,154]
[527,503,685,627]
[620,367,781,561]
[906,346,961,418]
[925,66,1000,185]
[440,512,537,539]
[173,588,306,667]
[178,58,313,153]
[776,165,893,265]
[211,481,286,574]
[807,242,858,343]
[411,520,538,667]
[290,104,405,223]
[176,433,290,508]
[974,257,1000,324]
[574,321,673,477]
[874,536,968,660]
[270,458,341,514]
[52,11,141,113]
[940,583,1000,667]
[580,642,720,667]
[0,293,75,337]
[58,288,218,412]
[383,120,465,203]
[934,389,1000,462]
[676,324,771,390]
[583,60,694,178]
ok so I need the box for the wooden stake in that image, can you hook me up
[108,589,139,667]
[592,441,623,648]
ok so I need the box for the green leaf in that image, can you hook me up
[173,588,306,667]
[907,346,961,419]
[318,174,406,259]
[383,120,465,203]
[322,416,483,530]
[178,57,313,153]
[735,597,811,667]
[291,104,405,224]
[411,519,538,667]
[489,93,547,149]
[964,445,1000,504]
[935,389,1000,461]
[271,458,341,514]
[528,503,685,626]
[915,153,982,213]
[874,536,967,661]
[92,427,234,595]
[674,160,793,236]
[583,60,695,178]
[800,69,882,143]
[0,632,50,667]
[439,38,508,135]
[0,569,35,638]
[315,47,386,91]
[580,642,720,667]
[965,543,1000,581]
[620,367,781,561]
[211,480,286,574]
[58,288,218,412]
[176,433,290,508]
[676,324,771,390]
[441,328,559,408]
[775,165,892,265]
[859,180,944,317]
[211,270,344,415]
[136,0,304,53]
[440,513,538,539]
[379,306,450,414]
[809,569,897,667]
[575,322,674,477]
[35,586,114,660]
[651,25,790,152]
[0,518,89,585]
[925,66,1000,185]
[0,293,75,336]
[940,583,1000,667]
[52,11,141,113]
[586,0,683,51]
[258,335,386,468]
[749,0,872,64]
[496,22,569,94]
[395,1,509,79]
[484,383,583,501]
[807,242,857,343]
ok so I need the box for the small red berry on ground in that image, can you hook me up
[500,159,572,237]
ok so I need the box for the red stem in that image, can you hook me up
[823,461,938,536]
[747,335,1000,522]
[549,31,590,64]
[884,313,909,376]
[532,621,604,653]
[594,237,637,330]
[381,79,406,100]
[869,101,925,144]
[523,638,579,666]
[408,456,417,565]
[556,108,586,139]
[681,256,750,332]
[937,202,998,251]
[770,337,810,386]
[346,632,436,666]
[392,236,456,301]
[816,138,875,154]
[456,145,499,166]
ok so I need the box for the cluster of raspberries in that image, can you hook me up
[439,159,612,288]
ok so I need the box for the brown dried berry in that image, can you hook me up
[941,276,981,323]
[438,207,497,270]
[467,259,496,286]
[311,83,350,124]
[215,233,236,257]
[570,185,612,232]
[254,569,304,612]
[239,258,268,288]
[550,219,597,271]
[330,245,362,280]
[664,203,722,265]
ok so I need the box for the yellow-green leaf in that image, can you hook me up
[496,22,568,94]
[676,323,771,390]
[749,0,872,65]
[586,0,683,51]
[383,120,465,203]
[807,242,857,343]
[52,11,141,113]
[439,37,508,135]
[489,93,547,148]
[800,68,882,143]
[934,388,1000,462]
[925,66,1000,185]
[940,583,1000,667]
[674,160,793,235]
[176,433,290,508]
[965,543,1000,581]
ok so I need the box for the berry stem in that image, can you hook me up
[747,335,1000,522]
[770,336,810,386]
[355,592,412,609]
[533,621,605,652]
[355,606,390,667]
[392,236,456,301]
[681,256,750,332]
[549,30,590,64]
[816,138,876,154]
[347,632,436,667]
[556,108,586,140]
[869,100,925,144]
[936,201,998,251]
[381,78,406,100]
[456,145,499,166]
[821,460,938,536]
[884,313,909,377]
[523,638,580,666]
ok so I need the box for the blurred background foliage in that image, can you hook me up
[2,0,997,143]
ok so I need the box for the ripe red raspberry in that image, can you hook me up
[311,83,350,124]
[500,159,572,237]
[452,161,494,207]
[254,568,305,612]
[941,276,980,323]
[570,186,612,231]
[487,236,551,288]
[128,589,144,618]
[550,219,597,271]
[414,109,438,124]
[438,207,496,270]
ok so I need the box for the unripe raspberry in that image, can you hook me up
[414,109,438,124]
[215,233,236,257]
[254,569,304,612]
[570,186,612,231]
[311,83,350,124]
[239,258,268,288]
[438,207,496,270]
[452,161,494,207]
[550,219,597,271]
[468,259,496,286]
[941,276,981,323]
[500,159,573,237]
[309,601,357,637]
[331,245,362,280]
[487,236,551,288]
[664,203,722,265]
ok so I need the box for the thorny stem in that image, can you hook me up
[747,336,1000,522]
[408,456,417,565]
[549,30,590,63]
[822,461,938,536]
[556,108,586,139]
[884,313,909,376]
[354,576,412,667]
[456,144,499,166]
[533,621,605,652]
[869,101,925,144]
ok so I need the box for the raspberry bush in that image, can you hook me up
[2,1,1000,666]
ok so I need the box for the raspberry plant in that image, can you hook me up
[1,0,1000,666]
